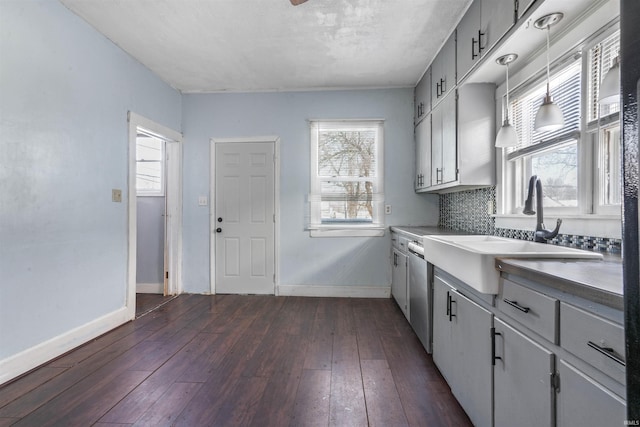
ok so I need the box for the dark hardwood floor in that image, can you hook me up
[0,295,472,426]
[136,293,178,318]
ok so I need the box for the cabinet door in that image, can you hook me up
[415,68,430,124]
[391,249,408,319]
[431,32,456,107]
[415,117,431,190]
[450,289,493,427]
[517,0,536,19]
[432,276,455,384]
[494,318,555,427]
[480,0,514,54]
[556,360,625,427]
[456,0,481,80]
[431,103,443,186]
[441,92,457,184]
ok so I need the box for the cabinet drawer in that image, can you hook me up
[398,236,410,254]
[497,279,558,343]
[560,302,625,385]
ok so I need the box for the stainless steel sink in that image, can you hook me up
[422,235,603,294]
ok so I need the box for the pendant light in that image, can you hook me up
[495,53,519,148]
[533,13,564,132]
[598,54,620,104]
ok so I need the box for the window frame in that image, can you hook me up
[496,20,622,238]
[308,119,385,237]
[136,132,165,197]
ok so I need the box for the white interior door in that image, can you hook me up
[214,141,275,294]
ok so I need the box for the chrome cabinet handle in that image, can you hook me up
[503,298,530,313]
[587,341,626,366]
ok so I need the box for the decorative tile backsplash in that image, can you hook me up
[438,186,622,254]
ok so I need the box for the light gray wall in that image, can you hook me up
[136,197,165,285]
[0,0,181,359]
[181,90,439,293]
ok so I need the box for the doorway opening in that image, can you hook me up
[127,112,183,319]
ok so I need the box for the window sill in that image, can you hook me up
[309,226,386,238]
[494,214,621,239]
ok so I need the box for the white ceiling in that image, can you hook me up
[59,0,472,93]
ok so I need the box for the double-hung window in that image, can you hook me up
[500,25,621,234]
[309,120,385,237]
[136,132,164,196]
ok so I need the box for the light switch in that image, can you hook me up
[112,189,122,203]
[198,196,208,206]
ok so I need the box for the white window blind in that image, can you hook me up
[136,132,164,195]
[309,120,384,235]
[508,60,582,160]
[587,31,620,123]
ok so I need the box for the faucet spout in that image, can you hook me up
[522,175,562,243]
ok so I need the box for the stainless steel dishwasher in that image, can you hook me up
[408,241,432,354]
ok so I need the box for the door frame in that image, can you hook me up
[209,136,280,295]
[127,112,183,318]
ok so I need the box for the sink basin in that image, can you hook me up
[422,235,603,294]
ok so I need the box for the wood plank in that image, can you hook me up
[353,300,387,360]
[99,332,220,423]
[210,376,269,426]
[0,328,156,419]
[361,359,409,427]
[328,334,368,426]
[0,367,67,408]
[289,369,331,427]
[11,370,151,427]
[131,382,202,427]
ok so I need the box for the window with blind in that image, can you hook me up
[136,132,164,196]
[309,120,385,237]
[507,60,582,212]
[501,26,621,217]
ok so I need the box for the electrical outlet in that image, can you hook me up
[385,204,392,215]
[112,189,122,203]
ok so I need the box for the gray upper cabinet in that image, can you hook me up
[414,68,430,125]
[431,92,457,187]
[517,0,536,19]
[415,117,431,191]
[457,0,515,81]
[431,32,456,108]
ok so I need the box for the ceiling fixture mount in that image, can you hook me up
[290,0,309,5]
[495,53,519,148]
[533,12,565,133]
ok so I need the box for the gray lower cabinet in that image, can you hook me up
[391,248,408,320]
[433,275,493,427]
[556,360,626,427]
[493,317,555,427]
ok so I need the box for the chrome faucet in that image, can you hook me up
[523,175,562,243]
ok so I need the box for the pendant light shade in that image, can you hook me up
[533,13,564,133]
[598,56,620,104]
[534,94,565,132]
[495,122,519,148]
[495,53,519,148]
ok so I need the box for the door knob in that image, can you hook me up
[216,228,222,233]
[217,217,223,222]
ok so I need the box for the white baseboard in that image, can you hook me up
[136,282,163,294]
[277,284,391,298]
[0,306,132,385]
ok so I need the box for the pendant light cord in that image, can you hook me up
[505,63,510,121]
[546,25,551,96]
